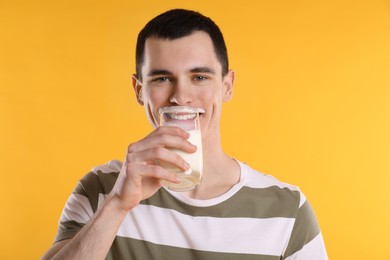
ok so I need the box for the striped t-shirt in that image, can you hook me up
[55,160,328,259]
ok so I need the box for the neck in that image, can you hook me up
[185,132,240,200]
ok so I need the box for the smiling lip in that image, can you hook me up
[159,106,205,121]
[167,113,197,120]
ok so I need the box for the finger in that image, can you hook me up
[126,146,190,171]
[126,163,181,184]
[149,126,190,139]
[128,130,196,154]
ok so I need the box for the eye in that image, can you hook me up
[151,77,171,83]
[193,75,208,81]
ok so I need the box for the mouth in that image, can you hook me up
[167,113,198,120]
[160,106,204,116]
[159,106,205,125]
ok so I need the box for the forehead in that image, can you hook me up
[142,31,221,75]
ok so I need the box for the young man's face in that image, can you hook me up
[133,31,234,139]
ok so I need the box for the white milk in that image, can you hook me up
[161,129,203,191]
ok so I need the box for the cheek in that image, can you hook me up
[197,88,219,103]
[145,88,159,102]
[144,88,167,106]
[142,89,166,127]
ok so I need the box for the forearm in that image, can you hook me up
[50,195,129,260]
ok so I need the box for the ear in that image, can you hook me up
[132,74,144,105]
[223,70,235,102]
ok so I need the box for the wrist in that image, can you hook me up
[104,193,136,215]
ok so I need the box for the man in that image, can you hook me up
[42,9,327,259]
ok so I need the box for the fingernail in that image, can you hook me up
[184,161,190,169]
[175,177,182,183]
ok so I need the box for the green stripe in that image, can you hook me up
[283,200,321,258]
[55,220,85,242]
[141,186,300,218]
[73,171,301,219]
[107,236,281,260]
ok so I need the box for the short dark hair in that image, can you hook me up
[135,9,229,80]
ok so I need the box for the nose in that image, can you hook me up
[169,80,193,105]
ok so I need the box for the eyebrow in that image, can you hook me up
[146,67,216,77]
[147,70,173,77]
[190,66,216,75]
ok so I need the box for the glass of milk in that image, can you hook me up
[159,106,204,191]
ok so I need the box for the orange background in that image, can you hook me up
[1,0,389,259]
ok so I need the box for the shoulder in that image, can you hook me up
[75,160,122,199]
[238,161,307,209]
[240,161,299,190]
[90,159,123,174]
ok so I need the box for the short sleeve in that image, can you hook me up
[283,199,328,259]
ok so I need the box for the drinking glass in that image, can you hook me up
[159,106,203,191]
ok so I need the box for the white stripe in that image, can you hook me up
[241,162,307,207]
[97,193,107,209]
[285,233,328,260]
[299,192,307,208]
[60,193,93,223]
[60,193,106,223]
[242,162,299,191]
[117,204,295,256]
[91,160,122,174]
